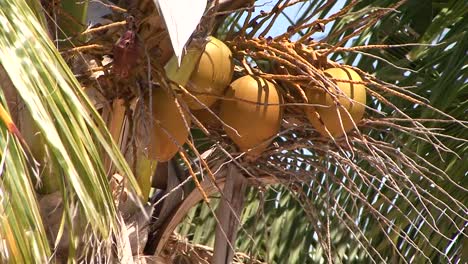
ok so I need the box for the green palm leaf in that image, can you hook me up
[0,0,142,261]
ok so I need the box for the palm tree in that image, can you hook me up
[0,0,466,263]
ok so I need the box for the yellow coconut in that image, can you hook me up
[166,37,234,110]
[304,67,366,137]
[145,88,190,162]
[220,76,282,155]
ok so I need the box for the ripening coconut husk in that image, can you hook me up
[220,76,282,156]
[144,88,190,162]
[304,67,366,138]
[166,37,234,110]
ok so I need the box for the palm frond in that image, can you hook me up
[0,0,142,261]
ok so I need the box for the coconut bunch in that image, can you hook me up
[56,0,454,184]
[135,35,368,163]
[145,35,368,168]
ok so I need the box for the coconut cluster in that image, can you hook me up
[144,37,367,162]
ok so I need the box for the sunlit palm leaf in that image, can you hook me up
[0,0,142,261]
[0,120,50,262]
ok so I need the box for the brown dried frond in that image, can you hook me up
[161,234,265,264]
